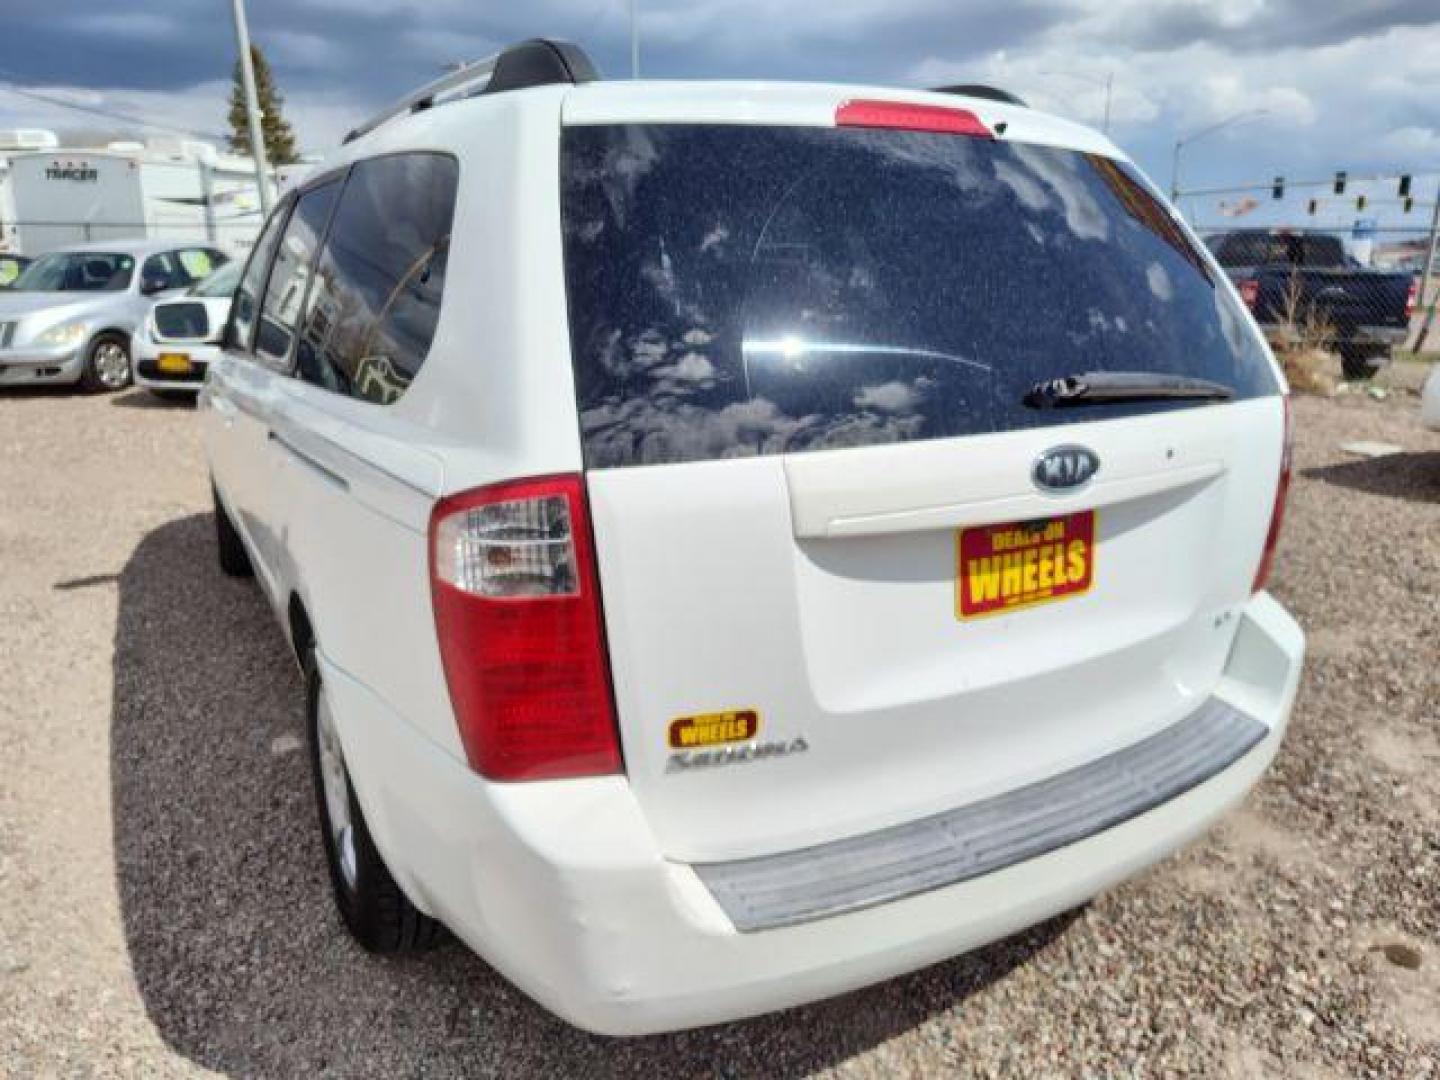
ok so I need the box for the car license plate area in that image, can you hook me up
[956,510,1095,619]
[156,352,193,375]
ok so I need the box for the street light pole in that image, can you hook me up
[1169,108,1269,208]
[629,0,640,78]
[228,0,272,216]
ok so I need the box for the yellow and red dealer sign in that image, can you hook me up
[957,510,1095,619]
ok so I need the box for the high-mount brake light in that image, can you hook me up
[1252,396,1293,593]
[835,99,992,138]
[429,474,622,781]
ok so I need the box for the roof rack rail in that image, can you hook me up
[931,84,1027,107]
[344,38,599,144]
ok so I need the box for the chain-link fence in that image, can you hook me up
[1176,169,1440,366]
[1182,223,1437,374]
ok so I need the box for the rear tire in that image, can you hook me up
[305,651,440,954]
[78,332,132,393]
[1340,346,1385,381]
[212,483,253,578]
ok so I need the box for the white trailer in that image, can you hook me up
[5,141,269,257]
[0,128,60,254]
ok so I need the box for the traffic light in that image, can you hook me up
[1356,194,1367,211]
[1404,196,1414,212]
[1307,198,1317,215]
[1334,171,1347,194]
[1399,174,1412,198]
[1272,176,1284,200]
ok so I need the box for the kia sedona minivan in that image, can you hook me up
[201,39,1304,1035]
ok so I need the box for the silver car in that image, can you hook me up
[0,239,228,392]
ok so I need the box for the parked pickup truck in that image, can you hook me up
[1209,229,1416,380]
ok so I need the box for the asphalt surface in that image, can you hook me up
[0,371,1437,1077]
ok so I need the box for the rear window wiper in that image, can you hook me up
[1024,371,1235,409]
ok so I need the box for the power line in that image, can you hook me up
[0,70,226,142]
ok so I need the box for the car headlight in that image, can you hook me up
[37,322,89,348]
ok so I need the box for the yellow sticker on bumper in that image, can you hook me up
[668,709,759,749]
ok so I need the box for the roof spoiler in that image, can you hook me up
[930,84,1027,107]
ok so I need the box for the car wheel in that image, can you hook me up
[212,483,254,578]
[80,332,132,393]
[306,650,441,953]
[1339,346,1384,382]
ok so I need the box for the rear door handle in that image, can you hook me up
[269,430,350,491]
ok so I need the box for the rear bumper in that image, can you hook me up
[0,344,84,386]
[132,340,216,391]
[323,591,1304,1036]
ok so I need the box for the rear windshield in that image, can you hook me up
[1211,231,1346,268]
[561,124,1276,468]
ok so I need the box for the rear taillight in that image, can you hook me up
[1406,279,1418,319]
[429,474,621,781]
[835,99,992,138]
[1237,278,1260,310]
[1252,396,1293,593]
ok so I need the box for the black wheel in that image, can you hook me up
[306,651,440,953]
[78,332,132,393]
[212,483,254,578]
[1340,346,1384,381]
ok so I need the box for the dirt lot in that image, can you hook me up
[1,371,1437,1078]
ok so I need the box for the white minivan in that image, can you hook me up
[201,39,1305,1036]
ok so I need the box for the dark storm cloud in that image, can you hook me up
[0,0,1069,112]
[1116,0,1440,52]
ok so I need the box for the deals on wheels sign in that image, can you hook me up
[956,510,1096,619]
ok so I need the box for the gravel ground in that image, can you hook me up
[1,371,1437,1078]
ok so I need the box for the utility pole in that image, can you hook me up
[1170,108,1268,209]
[228,0,272,215]
[629,0,640,78]
[1411,183,1440,352]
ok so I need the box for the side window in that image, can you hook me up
[140,252,180,293]
[254,180,341,370]
[294,154,457,404]
[230,198,294,352]
[176,247,223,284]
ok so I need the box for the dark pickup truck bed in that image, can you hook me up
[1208,230,1415,379]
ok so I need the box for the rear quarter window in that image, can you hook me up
[561,124,1277,468]
[293,152,458,405]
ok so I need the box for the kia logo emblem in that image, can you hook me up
[1033,445,1100,492]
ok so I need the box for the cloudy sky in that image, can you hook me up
[1,0,1437,233]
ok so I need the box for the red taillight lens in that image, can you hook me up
[1252,396,1293,593]
[429,474,621,781]
[1237,278,1260,310]
[835,99,992,138]
[1406,279,1418,319]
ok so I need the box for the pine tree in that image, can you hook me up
[227,45,298,165]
